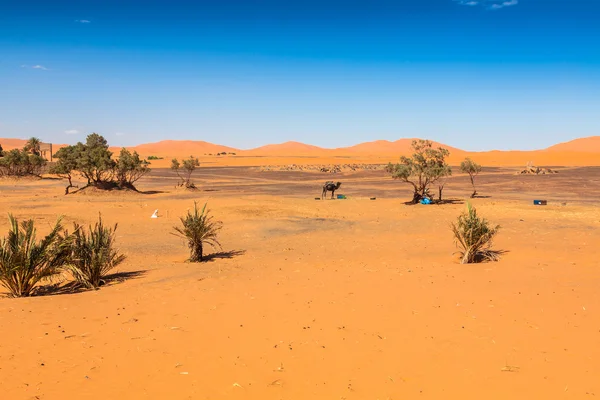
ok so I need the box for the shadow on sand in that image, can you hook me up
[203,249,246,262]
[34,270,147,297]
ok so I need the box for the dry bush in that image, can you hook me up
[173,202,222,262]
[451,203,501,264]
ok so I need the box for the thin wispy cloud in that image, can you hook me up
[75,19,91,23]
[65,129,80,135]
[21,64,49,70]
[455,0,519,10]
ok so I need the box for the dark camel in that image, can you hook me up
[322,181,342,199]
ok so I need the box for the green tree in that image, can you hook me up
[78,133,115,185]
[24,137,42,156]
[0,148,46,177]
[50,145,82,194]
[171,155,200,188]
[114,148,150,188]
[386,140,452,204]
[460,158,483,198]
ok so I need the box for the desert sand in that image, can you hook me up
[1,162,600,399]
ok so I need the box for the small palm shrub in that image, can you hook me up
[173,202,222,262]
[0,215,71,297]
[451,203,501,264]
[68,215,126,289]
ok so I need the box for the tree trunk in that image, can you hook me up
[191,242,203,262]
[438,184,444,203]
[411,191,422,204]
[470,190,477,198]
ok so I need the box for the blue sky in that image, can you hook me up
[1,0,599,151]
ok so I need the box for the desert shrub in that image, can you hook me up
[386,140,452,204]
[114,148,150,189]
[52,134,150,192]
[0,215,71,297]
[0,148,46,177]
[460,158,483,198]
[171,156,200,188]
[67,214,126,289]
[172,202,222,262]
[147,155,163,160]
[0,143,4,156]
[451,203,501,264]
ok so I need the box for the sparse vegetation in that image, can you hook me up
[171,155,200,188]
[114,148,150,189]
[0,215,72,297]
[50,145,80,194]
[24,137,42,156]
[67,214,126,289]
[147,155,164,160]
[172,202,222,262]
[0,148,46,177]
[51,133,150,193]
[460,158,482,198]
[386,140,452,204]
[451,203,501,264]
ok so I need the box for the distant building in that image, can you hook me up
[40,142,53,161]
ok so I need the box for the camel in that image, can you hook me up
[322,181,342,199]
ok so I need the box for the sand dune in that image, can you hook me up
[3,136,600,167]
[545,136,600,153]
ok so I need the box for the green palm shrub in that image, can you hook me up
[68,215,126,289]
[0,215,71,297]
[451,203,501,264]
[173,202,222,262]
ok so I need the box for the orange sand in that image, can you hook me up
[1,166,600,399]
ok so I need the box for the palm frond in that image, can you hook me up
[0,214,71,297]
[451,203,501,264]
[172,202,223,262]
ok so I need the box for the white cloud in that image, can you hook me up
[65,129,80,135]
[21,64,49,70]
[75,19,91,23]
[455,0,518,9]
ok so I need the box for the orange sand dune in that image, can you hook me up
[246,141,326,155]
[545,136,600,153]
[342,138,466,156]
[122,140,238,157]
[3,136,600,167]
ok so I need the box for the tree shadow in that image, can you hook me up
[472,195,492,199]
[435,198,465,205]
[139,190,167,195]
[203,249,246,262]
[34,270,147,297]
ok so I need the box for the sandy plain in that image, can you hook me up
[1,159,600,400]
